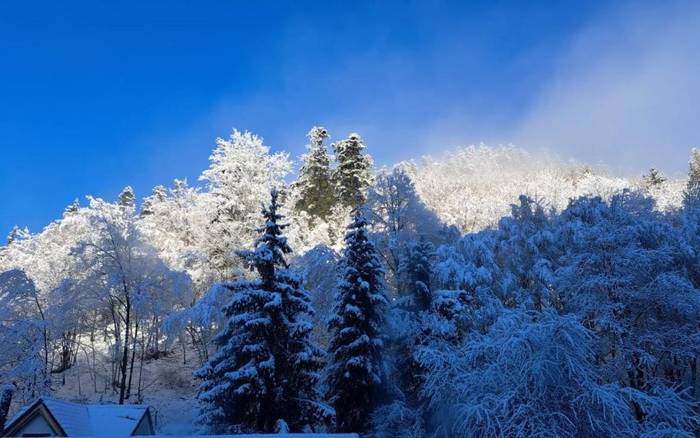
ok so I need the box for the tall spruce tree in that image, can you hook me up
[389,236,436,435]
[140,185,167,217]
[400,236,436,312]
[326,208,387,433]
[294,127,335,219]
[118,186,135,208]
[684,149,700,208]
[5,226,21,246]
[642,168,666,189]
[63,199,80,217]
[195,189,329,434]
[332,133,373,209]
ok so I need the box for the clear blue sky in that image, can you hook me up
[2,0,698,236]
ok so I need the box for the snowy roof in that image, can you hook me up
[4,397,151,436]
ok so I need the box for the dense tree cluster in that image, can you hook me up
[1,126,699,436]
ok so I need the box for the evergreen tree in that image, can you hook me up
[683,148,700,208]
[332,133,373,209]
[195,189,329,434]
[326,208,387,433]
[642,168,666,189]
[294,127,335,219]
[5,226,21,246]
[378,236,437,438]
[118,186,135,208]
[140,185,167,217]
[63,199,80,217]
[400,236,435,312]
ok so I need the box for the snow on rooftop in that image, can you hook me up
[85,403,150,436]
[6,397,149,437]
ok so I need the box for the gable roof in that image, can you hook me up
[4,398,152,437]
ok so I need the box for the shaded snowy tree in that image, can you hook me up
[326,208,387,433]
[399,236,435,312]
[418,310,697,437]
[332,133,373,209]
[370,399,427,438]
[0,270,48,396]
[377,237,437,438]
[293,245,340,349]
[0,203,93,395]
[367,166,446,296]
[495,195,557,310]
[195,190,329,434]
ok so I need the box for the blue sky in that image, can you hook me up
[1,0,698,236]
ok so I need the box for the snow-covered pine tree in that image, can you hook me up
[332,133,373,209]
[294,127,335,219]
[140,185,167,217]
[194,189,329,434]
[5,226,21,246]
[642,168,666,189]
[326,208,387,433]
[63,199,80,217]
[680,149,700,297]
[683,148,700,208]
[376,236,437,438]
[118,186,136,208]
[400,236,436,312]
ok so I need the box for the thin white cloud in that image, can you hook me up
[513,1,700,175]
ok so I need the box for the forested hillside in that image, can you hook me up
[1,127,698,436]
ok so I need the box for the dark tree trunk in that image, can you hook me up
[118,292,131,405]
[153,315,160,359]
[126,321,139,400]
[110,302,121,391]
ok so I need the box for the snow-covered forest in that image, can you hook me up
[1,126,699,436]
